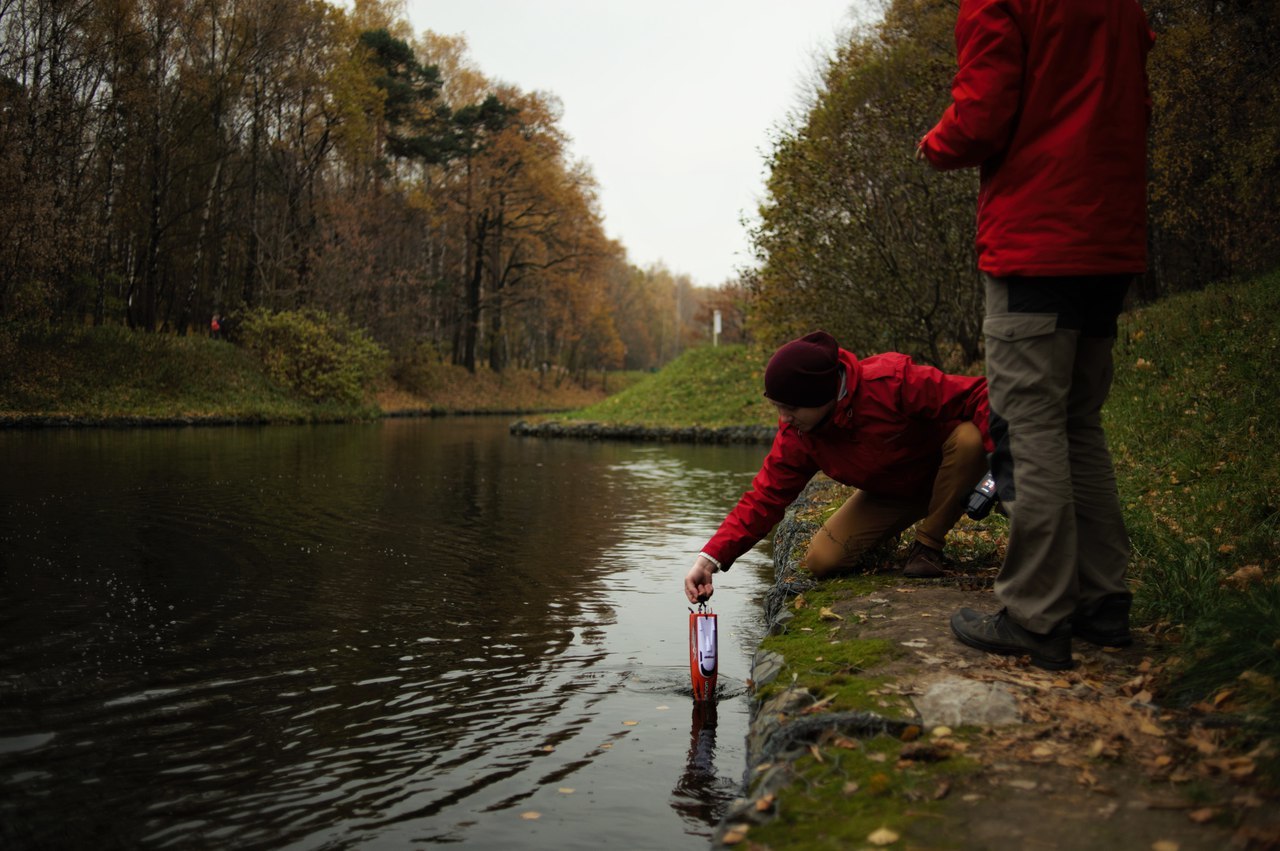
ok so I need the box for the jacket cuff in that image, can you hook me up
[699,551,726,573]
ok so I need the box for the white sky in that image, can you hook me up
[402,1,874,286]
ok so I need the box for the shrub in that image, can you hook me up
[237,308,388,407]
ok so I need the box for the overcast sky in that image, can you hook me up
[401,1,874,286]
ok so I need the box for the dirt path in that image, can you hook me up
[842,581,1274,849]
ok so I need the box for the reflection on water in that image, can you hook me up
[0,418,775,849]
[672,701,723,828]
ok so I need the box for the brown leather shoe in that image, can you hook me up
[903,541,946,578]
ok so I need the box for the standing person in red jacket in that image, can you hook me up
[683,331,991,605]
[918,0,1154,669]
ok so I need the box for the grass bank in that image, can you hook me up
[0,324,339,423]
[0,323,641,424]
[1107,271,1280,727]
[561,343,776,427]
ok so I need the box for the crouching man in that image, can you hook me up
[684,330,991,604]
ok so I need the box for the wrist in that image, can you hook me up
[699,552,722,573]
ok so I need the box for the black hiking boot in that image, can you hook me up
[951,607,1074,670]
[903,541,946,578]
[1072,592,1133,647]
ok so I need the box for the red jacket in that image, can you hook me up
[920,0,1154,276]
[703,350,991,570]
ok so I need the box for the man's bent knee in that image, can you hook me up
[802,526,867,579]
[802,534,842,578]
[948,421,985,458]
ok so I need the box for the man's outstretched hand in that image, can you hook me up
[684,555,717,604]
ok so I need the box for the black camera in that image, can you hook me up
[966,472,999,520]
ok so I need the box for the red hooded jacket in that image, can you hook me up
[920,0,1154,276]
[703,350,991,570]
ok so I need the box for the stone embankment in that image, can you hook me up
[509,419,775,445]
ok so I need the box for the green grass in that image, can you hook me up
[745,737,977,851]
[561,343,776,427]
[1106,271,1280,738]
[757,575,909,716]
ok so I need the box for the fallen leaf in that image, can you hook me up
[520,811,541,820]
[755,794,776,812]
[1228,759,1257,779]
[622,720,638,726]
[541,746,555,752]
[819,607,843,621]
[1138,720,1166,737]
[1186,729,1219,755]
[1222,565,1263,590]
[722,826,749,845]
[1151,842,1180,851]
[900,725,922,742]
[808,744,824,763]
[843,781,860,795]
[931,726,953,738]
[1031,745,1054,759]
[557,787,575,794]
[1239,670,1279,694]
[867,827,900,846]
[1187,808,1220,824]
[867,772,893,795]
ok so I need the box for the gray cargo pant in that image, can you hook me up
[983,273,1132,634]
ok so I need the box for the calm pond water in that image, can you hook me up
[0,417,778,850]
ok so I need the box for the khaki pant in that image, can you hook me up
[983,273,1131,633]
[803,422,988,578]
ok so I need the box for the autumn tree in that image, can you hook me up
[747,0,982,367]
[1144,0,1280,295]
[0,0,733,384]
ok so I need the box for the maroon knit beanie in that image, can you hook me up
[764,330,840,407]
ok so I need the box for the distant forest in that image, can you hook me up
[2,0,1276,374]
[0,0,745,374]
